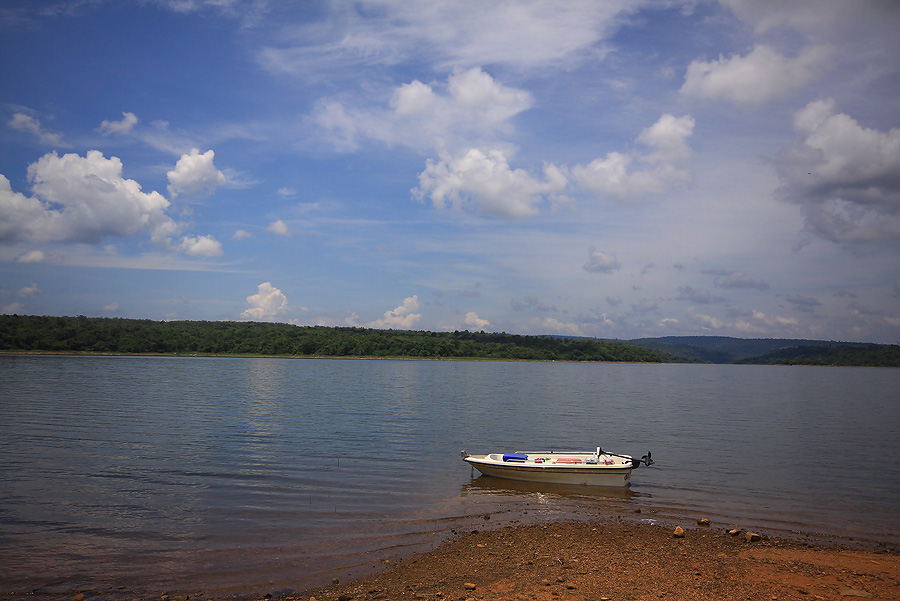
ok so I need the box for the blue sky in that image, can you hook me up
[2,1,899,343]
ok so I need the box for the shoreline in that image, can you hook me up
[247,518,900,601]
[10,517,899,601]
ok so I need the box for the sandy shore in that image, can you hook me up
[8,518,899,601]
[291,519,900,601]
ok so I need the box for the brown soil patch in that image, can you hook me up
[297,520,900,601]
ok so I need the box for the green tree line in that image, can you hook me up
[0,315,662,362]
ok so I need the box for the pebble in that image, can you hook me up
[697,518,711,526]
[673,526,685,538]
[463,582,477,590]
[839,587,872,598]
[728,528,742,536]
[744,531,761,542]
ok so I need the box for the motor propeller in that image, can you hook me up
[640,451,653,466]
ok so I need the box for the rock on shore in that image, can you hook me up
[295,519,899,601]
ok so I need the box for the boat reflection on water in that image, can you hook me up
[460,473,646,522]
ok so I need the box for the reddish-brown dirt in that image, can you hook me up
[292,520,900,601]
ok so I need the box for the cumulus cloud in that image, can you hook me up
[0,150,221,256]
[266,219,289,236]
[174,234,223,257]
[1,151,173,244]
[570,114,695,201]
[735,310,800,335]
[686,307,726,331]
[464,311,489,330]
[414,148,567,218]
[167,148,226,197]
[98,112,138,135]
[583,247,621,274]
[776,99,900,246]
[527,316,587,337]
[8,112,66,146]
[315,68,532,152]
[680,45,831,108]
[241,282,289,321]
[367,295,422,329]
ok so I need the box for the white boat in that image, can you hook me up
[461,447,652,487]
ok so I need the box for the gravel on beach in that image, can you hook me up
[297,519,899,601]
[9,518,899,601]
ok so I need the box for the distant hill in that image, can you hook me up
[627,336,899,367]
[733,344,900,367]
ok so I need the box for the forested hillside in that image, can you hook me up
[629,335,899,367]
[733,344,900,367]
[0,315,661,363]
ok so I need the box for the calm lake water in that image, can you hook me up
[1,355,898,596]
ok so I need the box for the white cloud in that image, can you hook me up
[98,112,139,135]
[103,302,119,312]
[2,302,25,314]
[174,234,223,257]
[1,151,174,244]
[0,151,221,256]
[315,68,533,153]
[8,112,66,146]
[166,148,226,197]
[464,311,489,330]
[680,44,832,108]
[259,1,638,74]
[686,308,726,331]
[367,295,422,329]
[241,282,289,321]
[570,114,694,201]
[527,316,587,337]
[17,283,41,297]
[777,99,900,246]
[583,247,621,274]
[266,219,290,236]
[233,229,252,240]
[414,148,567,218]
[14,250,45,263]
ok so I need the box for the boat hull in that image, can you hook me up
[463,452,634,487]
